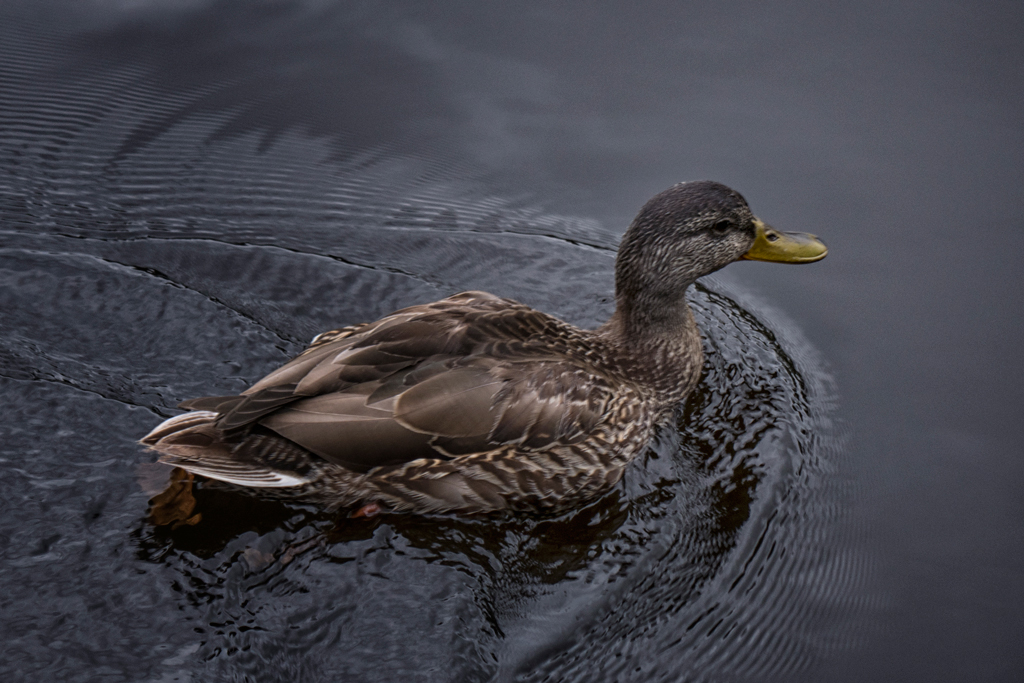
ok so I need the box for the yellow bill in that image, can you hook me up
[742,218,828,263]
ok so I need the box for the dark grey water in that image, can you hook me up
[1,1,1021,681]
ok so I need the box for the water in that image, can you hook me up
[1,1,1021,681]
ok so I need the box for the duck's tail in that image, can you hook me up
[141,411,315,488]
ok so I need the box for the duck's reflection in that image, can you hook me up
[130,285,838,683]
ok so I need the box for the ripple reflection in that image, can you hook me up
[132,281,853,682]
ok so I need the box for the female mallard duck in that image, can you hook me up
[142,181,826,515]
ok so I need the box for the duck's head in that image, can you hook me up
[613,180,827,333]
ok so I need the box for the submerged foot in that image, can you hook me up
[352,502,382,518]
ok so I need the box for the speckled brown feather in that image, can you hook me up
[145,291,675,513]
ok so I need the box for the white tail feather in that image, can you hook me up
[141,410,219,444]
[161,459,310,488]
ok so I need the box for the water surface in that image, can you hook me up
[1,1,1021,681]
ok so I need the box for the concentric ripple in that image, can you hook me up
[0,8,864,683]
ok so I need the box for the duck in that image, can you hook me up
[141,181,827,516]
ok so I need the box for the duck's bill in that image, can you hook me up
[742,219,828,263]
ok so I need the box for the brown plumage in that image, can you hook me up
[141,181,827,514]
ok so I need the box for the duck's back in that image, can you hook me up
[144,291,658,511]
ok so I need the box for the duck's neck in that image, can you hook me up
[604,287,696,340]
[598,288,704,402]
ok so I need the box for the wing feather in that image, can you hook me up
[171,292,620,473]
[260,393,437,472]
[394,367,503,437]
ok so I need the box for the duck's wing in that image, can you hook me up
[400,357,614,457]
[179,292,615,473]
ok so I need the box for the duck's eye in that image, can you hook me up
[711,219,733,233]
